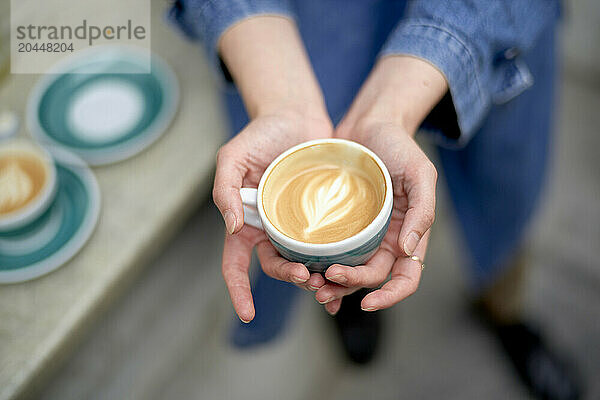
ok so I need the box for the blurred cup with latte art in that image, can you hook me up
[0,139,57,231]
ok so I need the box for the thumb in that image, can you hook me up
[213,145,247,234]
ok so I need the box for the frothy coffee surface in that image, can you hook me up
[262,143,385,244]
[0,154,47,215]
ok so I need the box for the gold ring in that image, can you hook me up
[409,255,425,271]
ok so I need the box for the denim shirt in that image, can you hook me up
[168,0,559,146]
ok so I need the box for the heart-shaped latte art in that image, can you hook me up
[261,142,386,244]
[301,170,356,234]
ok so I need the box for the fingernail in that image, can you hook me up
[239,316,251,323]
[403,231,420,256]
[291,275,307,284]
[318,296,334,305]
[328,274,347,284]
[361,306,377,312]
[308,285,320,291]
[224,211,236,234]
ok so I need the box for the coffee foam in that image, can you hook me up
[262,143,385,244]
[0,153,47,215]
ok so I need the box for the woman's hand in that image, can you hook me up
[213,110,332,321]
[315,56,448,315]
[213,16,333,322]
[316,122,436,314]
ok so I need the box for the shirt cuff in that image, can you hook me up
[167,0,294,77]
[380,20,491,147]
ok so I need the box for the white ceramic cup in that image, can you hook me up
[240,138,393,273]
[0,139,58,232]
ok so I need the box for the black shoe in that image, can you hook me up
[491,322,582,400]
[332,289,382,364]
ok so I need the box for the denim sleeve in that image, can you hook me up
[380,0,560,147]
[167,0,294,75]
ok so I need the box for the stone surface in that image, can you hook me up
[0,1,226,398]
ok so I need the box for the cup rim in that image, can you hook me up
[256,138,393,256]
[0,139,58,231]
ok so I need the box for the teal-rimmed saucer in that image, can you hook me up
[27,46,179,166]
[0,147,100,283]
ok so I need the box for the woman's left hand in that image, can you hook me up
[313,55,448,315]
[315,122,436,315]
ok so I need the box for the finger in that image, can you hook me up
[296,273,324,292]
[295,282,312,291]
[306,273,326,291]
[361,231,430,311]
[315,282,359,304]
[222,231,255,322]
[398,157,437,256]
[325,299,342,315]
[256,240,310,284]
[325,249,395,288]
[297,273,326,292]
[213,144,248,234]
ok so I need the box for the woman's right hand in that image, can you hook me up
[214,16,333,322]
[213,108,332,322]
